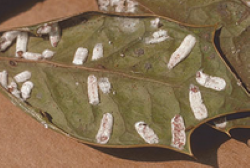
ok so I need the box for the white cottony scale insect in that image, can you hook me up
[150,18,160,28]
[196,70,226,91]
[167,34,196,69]
[98,0,138,13]
[72,47,88,65]
[88,75,99,105]
[16,32,28,57]
[98,77,111,94]
[0,31,20,51]
[49,22,61,47]
[125,0,138,13]
[92,43,103,61]
[189,84,208,120]
[171,115,186,150]
[0,70,8,89]
[135,121,159,144]
[14,71,31,83]
[22,52,42,61]
[21,81,34,100]
[244,0,250,7]
[145,30,169,44]
[8,81,21,98]
[37,23,52,35]
[96,113,113,144]
[42,49,55,59]
[214,117,227,129]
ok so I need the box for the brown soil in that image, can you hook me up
[0,1,250,167]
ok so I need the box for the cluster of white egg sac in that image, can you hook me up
[98,0,138,13]
[72,43,104,65]
[72,47,88,65]
[144,29,169,44]
[36,22,61,47]
[171,115,186,150]
[167,34,196,69]
[0,30,56,60]
[134,121,159,144]
[0,31,20,51]
[0,70,34,101]
[196,70,226,91]
[189,84,208,121]
[87,75,112,105]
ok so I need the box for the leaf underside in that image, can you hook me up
[106,0,250,93]
[0,11,250,155]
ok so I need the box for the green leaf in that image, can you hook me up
[219,17,250,92]
[133,0,250,26]
[0,13,249,156]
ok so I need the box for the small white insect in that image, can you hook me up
[49,22,61,47]
[110,0,120,6]
[14,71,31,83]
[125,0,138,13]
[0,70,8,89]
[196,70,226,91]
[167,34,196,69]
[244,0,250,7]
[135,121,159,144]
[16,32,28,57]
[150,18,160,28]
[8,81,21,98]
[37,23,52,35]
[42,49,55,59]
[72,47,88,65]
[189,84,208,120]
[171,115,186,150]
[214,117,227,129]
[115,1,125,12]
[98,0,110,11]
[43,123,48,129]
[92,43,103,61]
[88,75,99,105]
[22,52,42,61]
[0,31,20,51]
[144,30,169,44]
[98,78,111,94]
[96,113,113,144]
[21,81,34,100]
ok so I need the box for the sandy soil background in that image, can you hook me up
[0,0,250,167]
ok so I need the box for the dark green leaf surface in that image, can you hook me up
[220,18,250,91]
[0,13,250,155]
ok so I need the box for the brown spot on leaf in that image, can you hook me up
[17,51,23,57]
[97,64,106,69]
[144,62,152,71]
[134,48,144,57]
[9,61,17,67]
